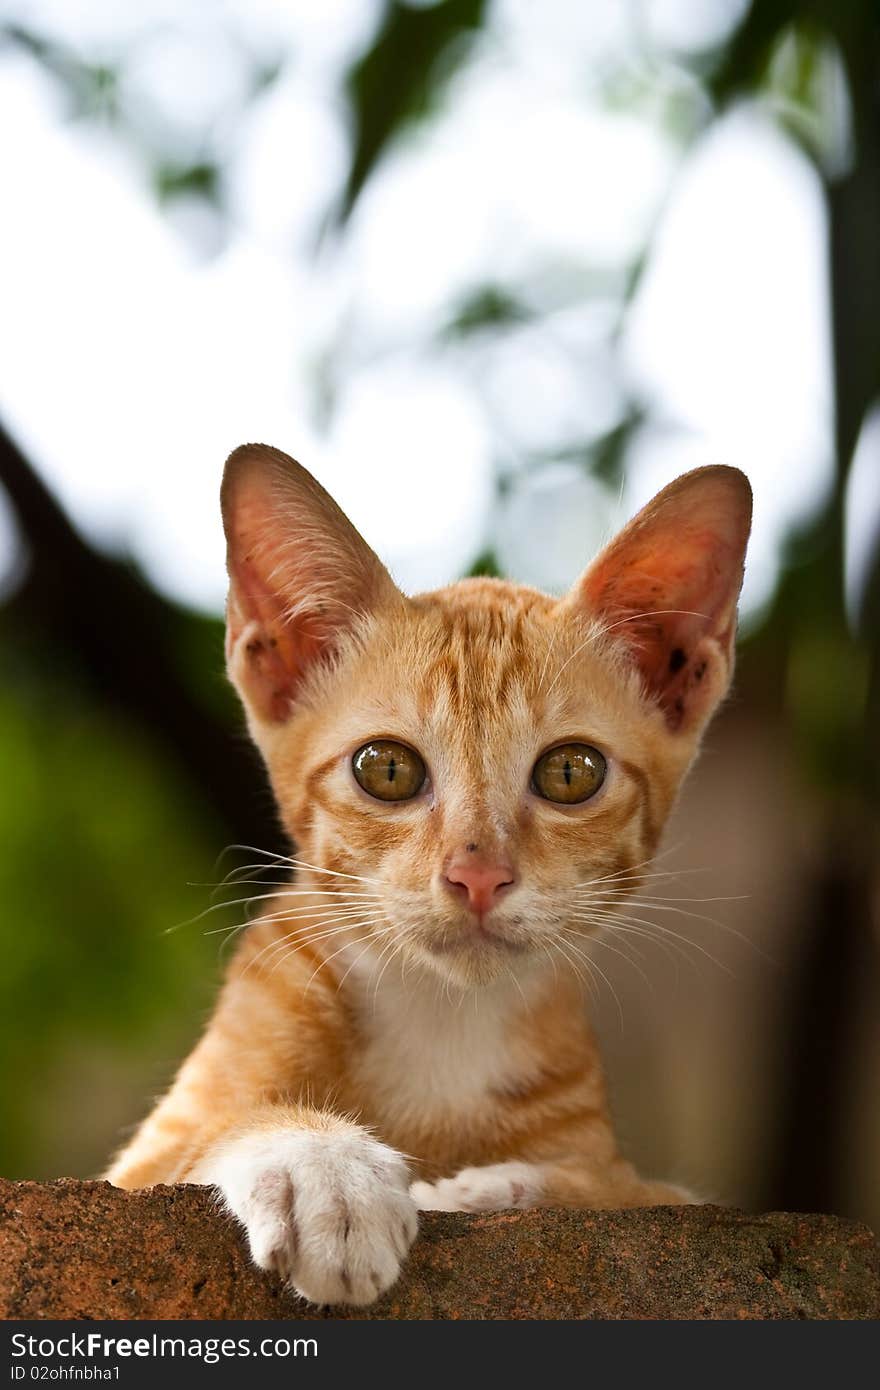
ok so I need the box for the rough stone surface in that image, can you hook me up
[1,1178,877,1320]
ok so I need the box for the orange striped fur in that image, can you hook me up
[107,446,751,1304]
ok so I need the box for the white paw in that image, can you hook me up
[201,1128,418,1306]
[411,1161,542,1213]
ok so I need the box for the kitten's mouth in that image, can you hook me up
[425,917,529,957]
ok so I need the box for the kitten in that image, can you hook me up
[107,444,751,1306]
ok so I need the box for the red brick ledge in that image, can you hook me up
[1,1178,877,1320]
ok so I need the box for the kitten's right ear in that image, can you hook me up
[221,443,402,724]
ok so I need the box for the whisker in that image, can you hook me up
[370,933,411,1008]
[572,909,732,975]
[568,914,685,969]
[286,856,382,887]
[576,897,742,936]
[535,624,560,696]
[544,629,603,697]
[573,844,691,888]
[273,923,391,982]
[503,960,529,1009]
[165,889,342,934]
[310,928,392,995]
[170,884,378,939]
[595,608,710,641]
[544,611,708,698]
[576,890,748,907]
[577,870,712,889]
[260,907,386,957]
[198,895,378,939]
[263,921,389,982]
[537,938,560,988]
[596,921,695,974]
[563,936,625,1031]
[574,896,768,961]
[214,844,294,869]
[200,878,375,897]
[257,911,386,967]
[246,925,380,980]
[210,861,296,889]
[550,935,598,1005]
[568,928,654,991]
[243,895,359,921]
[244,913,387,976]
[213,844,383,889]
[572,922,647,967]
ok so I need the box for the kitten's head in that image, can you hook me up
[222,445,751,988]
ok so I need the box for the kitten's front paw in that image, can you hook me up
[203,1128,417,1306]
[411,1161,542,1213]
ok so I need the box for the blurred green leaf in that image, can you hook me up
[584,411,644,490]
[465,548,501,578]
[707,1,801,104]
[440,285,532,339]
[514,412,644,495]
[154,161,221,207]
[2,22,121,120]
[340,0,489,219]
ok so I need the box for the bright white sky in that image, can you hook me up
[0,0,874,623]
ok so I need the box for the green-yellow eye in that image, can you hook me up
[531,743,606,804]
[352,740,427,802]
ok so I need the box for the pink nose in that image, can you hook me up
[444,860,516,915]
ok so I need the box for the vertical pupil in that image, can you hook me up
[387,755,396,783]
[563,757,572,786]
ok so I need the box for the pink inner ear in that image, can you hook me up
[578,470,751,730]
[589,549,734,727]
[221,443,402,724]
[226,549,329,722]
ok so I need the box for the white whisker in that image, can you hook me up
[562,936,625,1030]
[573,894,767,962]
[214,844,383,888]
[370,933,411,1008]
[198,895,378,939]
[313,928,392,995]
[550,935,597,1004]
[273,924,391,982]
[571,909,732,974]
[544,629,602,697]
[244,913,387,976]
[594,607,710,641]
[572,844,689,888]
[264,920,388,981]
[576,891,748,907]
[571,928,653,989]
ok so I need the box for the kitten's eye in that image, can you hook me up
[532,744,606,804]
[352,740,427,802]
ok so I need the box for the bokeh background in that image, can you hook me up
[0,0,877,1228]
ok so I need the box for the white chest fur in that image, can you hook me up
[343,957,539,1127]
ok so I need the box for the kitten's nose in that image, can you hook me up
[443,859,516,915]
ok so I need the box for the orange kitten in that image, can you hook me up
[107,445,752,1306]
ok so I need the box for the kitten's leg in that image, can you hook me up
[411,1158,695,1212]
[106,957,418,1306]
[111,1100,418,1307]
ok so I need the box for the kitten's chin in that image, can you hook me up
[419,945,520,988]
[407,918,537,989]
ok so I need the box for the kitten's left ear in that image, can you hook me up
[566,466,752,733]
[221,443,403,724]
